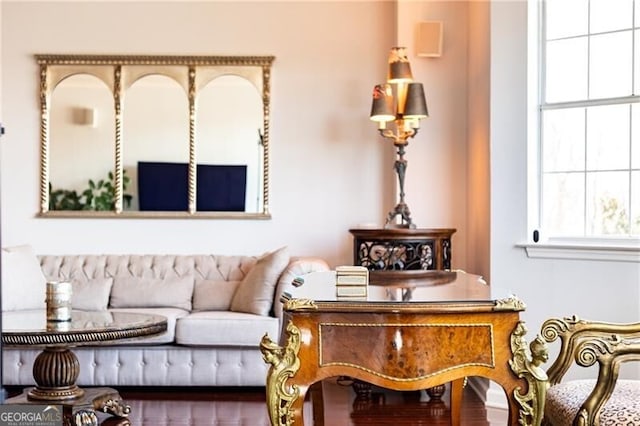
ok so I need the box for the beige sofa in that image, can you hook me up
[1,245,330,387]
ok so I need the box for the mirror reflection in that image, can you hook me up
[124,74,189,212]
[197,75,264,212]
[37,54,274,219]
[49,74,116,211]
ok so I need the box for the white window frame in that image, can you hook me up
[522,0,640,262]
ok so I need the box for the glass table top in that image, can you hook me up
[2,310,167,346]
[284,270,490,304]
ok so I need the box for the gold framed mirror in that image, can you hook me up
[37,54,274,219]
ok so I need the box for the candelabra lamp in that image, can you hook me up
[370,47,429,229]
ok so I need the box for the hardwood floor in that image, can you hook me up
[112,379,507,425]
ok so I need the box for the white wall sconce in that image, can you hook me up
[73,107,97,127]
[416,21,443,58]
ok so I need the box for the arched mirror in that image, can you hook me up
[49,73,115,211]
[37,54,274,218]
[124,73,190,212]
[197,75,264,213]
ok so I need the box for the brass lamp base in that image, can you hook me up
[382,138,417,229]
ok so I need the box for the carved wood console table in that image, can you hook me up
[260,271,548,426]
[3,310,167,426]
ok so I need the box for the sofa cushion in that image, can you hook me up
[230,246,290,316]
[1,245,47,311]
[72,277,113,311]
[192,280,240,311]
[110,275,195,311]
[109,308,189,344]
[175,311,279,347]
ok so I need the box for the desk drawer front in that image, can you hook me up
[319,323,494,380]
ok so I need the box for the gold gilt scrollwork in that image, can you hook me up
[495,295,527,312]
[260,321,301,426]
[539,315,584,386]
[97,396,131,417]
[509,321,549,426]
[539,315,582,342]
[283,298,317,311]
[73,409,98,426]
[572,333,628,426]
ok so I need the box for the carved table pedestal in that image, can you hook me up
[3,310,167,426]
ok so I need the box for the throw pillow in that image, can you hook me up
[71,277,114,311]
[192,279,241,311]
[230,246,290,316]
[110,275,195,311]
[1,245,47,311]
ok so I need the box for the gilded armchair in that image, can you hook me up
[540,316,640,425]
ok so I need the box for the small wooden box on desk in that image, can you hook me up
[349,227,456,285]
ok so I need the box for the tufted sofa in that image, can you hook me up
[1,245,330,388]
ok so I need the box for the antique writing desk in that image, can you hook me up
[260,271,547,426]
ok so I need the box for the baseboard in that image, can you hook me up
[485,384,509,410]
[467,377,508,410]
[467,376,488,402]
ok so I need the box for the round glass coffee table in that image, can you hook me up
[3,310,167,425]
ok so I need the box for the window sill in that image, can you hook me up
[516,241,640,263]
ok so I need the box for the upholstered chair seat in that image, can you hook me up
[541,316,640,426]
[544,379,640,425]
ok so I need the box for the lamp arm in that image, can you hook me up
[378,128,394,140]
[377,125,419,145]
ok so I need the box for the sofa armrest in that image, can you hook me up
[272,257,330,319]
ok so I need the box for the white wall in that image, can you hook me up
[488,1,640,405]
[0,0,2,122]
[396,1,473,274]
[0,1,389,266]
[1,1,475,273]
[3,0,637,404]
[466,0,491,284]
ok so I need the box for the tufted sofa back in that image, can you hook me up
[39,254,258,282]
[36,254,330,318]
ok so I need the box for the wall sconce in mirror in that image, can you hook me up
[37,54,274,219]
[370,47,428,229]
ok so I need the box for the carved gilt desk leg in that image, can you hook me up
[260,321,302,426]
[509,321,550,426]
[95,394,131,418]
[72,410,98,426]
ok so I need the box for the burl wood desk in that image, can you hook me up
[260,271,548,426]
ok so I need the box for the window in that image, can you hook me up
[537,0,640,241]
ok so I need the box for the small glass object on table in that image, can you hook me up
[46,281,72,322]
